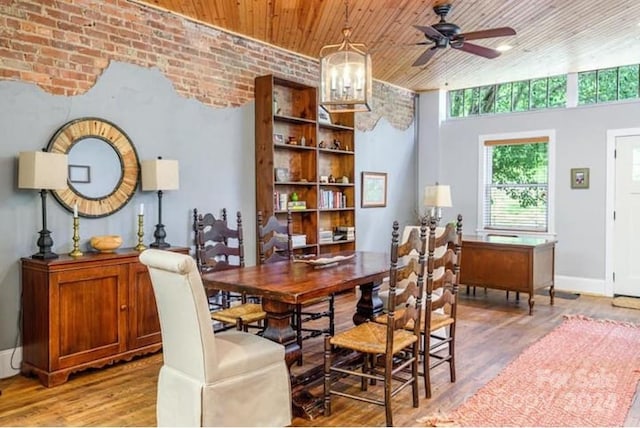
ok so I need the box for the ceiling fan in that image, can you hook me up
[412,3,516,67]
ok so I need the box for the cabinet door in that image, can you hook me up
[52,265,127,370]
[128,261,162,349]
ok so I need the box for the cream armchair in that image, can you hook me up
[139,249,292,427]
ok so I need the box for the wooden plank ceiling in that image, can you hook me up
[136,0,640,92]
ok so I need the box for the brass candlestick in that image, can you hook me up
[69,217,83,257]
[135,214,146,251]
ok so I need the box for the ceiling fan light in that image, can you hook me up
[496,44,512,52]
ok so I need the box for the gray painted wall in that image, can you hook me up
[418,95,640,285]
[0,61,417,356]
[356,119,417,251]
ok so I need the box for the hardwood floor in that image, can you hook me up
[1,289,639,426]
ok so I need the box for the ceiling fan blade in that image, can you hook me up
[459,27,516,41]
[412,47,438,67]
[455,42,501,59]
[413,24,444,41]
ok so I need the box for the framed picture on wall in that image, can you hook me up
[361,171,387,208]
[571,167,589,189]
[69,164,91,183]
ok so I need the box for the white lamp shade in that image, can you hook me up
[423,185,452,208]
[141,159,180,191]
[18,151,68,190]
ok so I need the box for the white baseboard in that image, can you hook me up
[554,275,609,297]
[0,347,21,379]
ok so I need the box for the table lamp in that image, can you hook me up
[18,151,68,259]
[141,157,179,248]
[423,184,452,223]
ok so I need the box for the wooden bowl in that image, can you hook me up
[90,235,123,253]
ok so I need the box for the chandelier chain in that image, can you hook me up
[344,0,349,27]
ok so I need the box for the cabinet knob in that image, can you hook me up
[120,305,127,311]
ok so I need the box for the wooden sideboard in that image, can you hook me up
[21,247,188,387]
[460,235,556,315]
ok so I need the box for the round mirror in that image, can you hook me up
[47,117,140,218]
[67,137,122,198]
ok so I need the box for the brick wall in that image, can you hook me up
[0,0,415,131]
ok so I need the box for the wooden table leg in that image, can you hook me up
[260,299,301,368]
[353,280,383,325]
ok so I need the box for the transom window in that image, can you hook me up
[479,132,555,235]
[578,64,640,105]
[450,75,567,118]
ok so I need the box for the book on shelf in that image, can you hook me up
[274,192,289,211]
[320,190,348,209]
[275,233,307,248]
[319,229,333,244]
[287,201,307,210]
[335,226,355,241]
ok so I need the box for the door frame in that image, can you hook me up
[605,127,640,296]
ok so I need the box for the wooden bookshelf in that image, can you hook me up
[254,74,356,258]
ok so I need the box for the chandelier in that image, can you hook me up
[319,0,372,113]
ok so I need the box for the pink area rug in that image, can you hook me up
[429,316,640,427]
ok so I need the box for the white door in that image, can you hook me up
[614,134,640,296]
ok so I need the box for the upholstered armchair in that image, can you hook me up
[139,249,292,427]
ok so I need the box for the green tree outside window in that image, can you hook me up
[496,83,512,113]
[619,65,639,100]
[530,78,548,109]
[598,68,618,102]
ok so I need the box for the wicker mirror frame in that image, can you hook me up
[46,117,140,218]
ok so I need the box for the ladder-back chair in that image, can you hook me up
[323,218,427,426]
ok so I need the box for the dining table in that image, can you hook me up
[201,250,390,419]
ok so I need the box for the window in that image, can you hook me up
[478,132,555,235]
[578,64,640,105]
[449,75,567,117]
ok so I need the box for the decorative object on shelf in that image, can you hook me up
[331,140,341,150]
[319,0,372,113]
[273,98,281,115]
[273,133,284,144]
[135,204,146,252]
[319,140,327,148]
[18,150,68,259]
[318,108,332,125]
[142,157,180,248]
[423,183,452,223]
[274,168,289,183]
[570,167,589,189]
[320,175,329,183]
[290,192,299,202]
[341,176,350,184]
[361,171,388,208]
[288,136,298,145]
[328,174,336,183]
[46,117,140,218]
[69,204,83,257]
[90,235,123,253]
[300,136,306,146]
